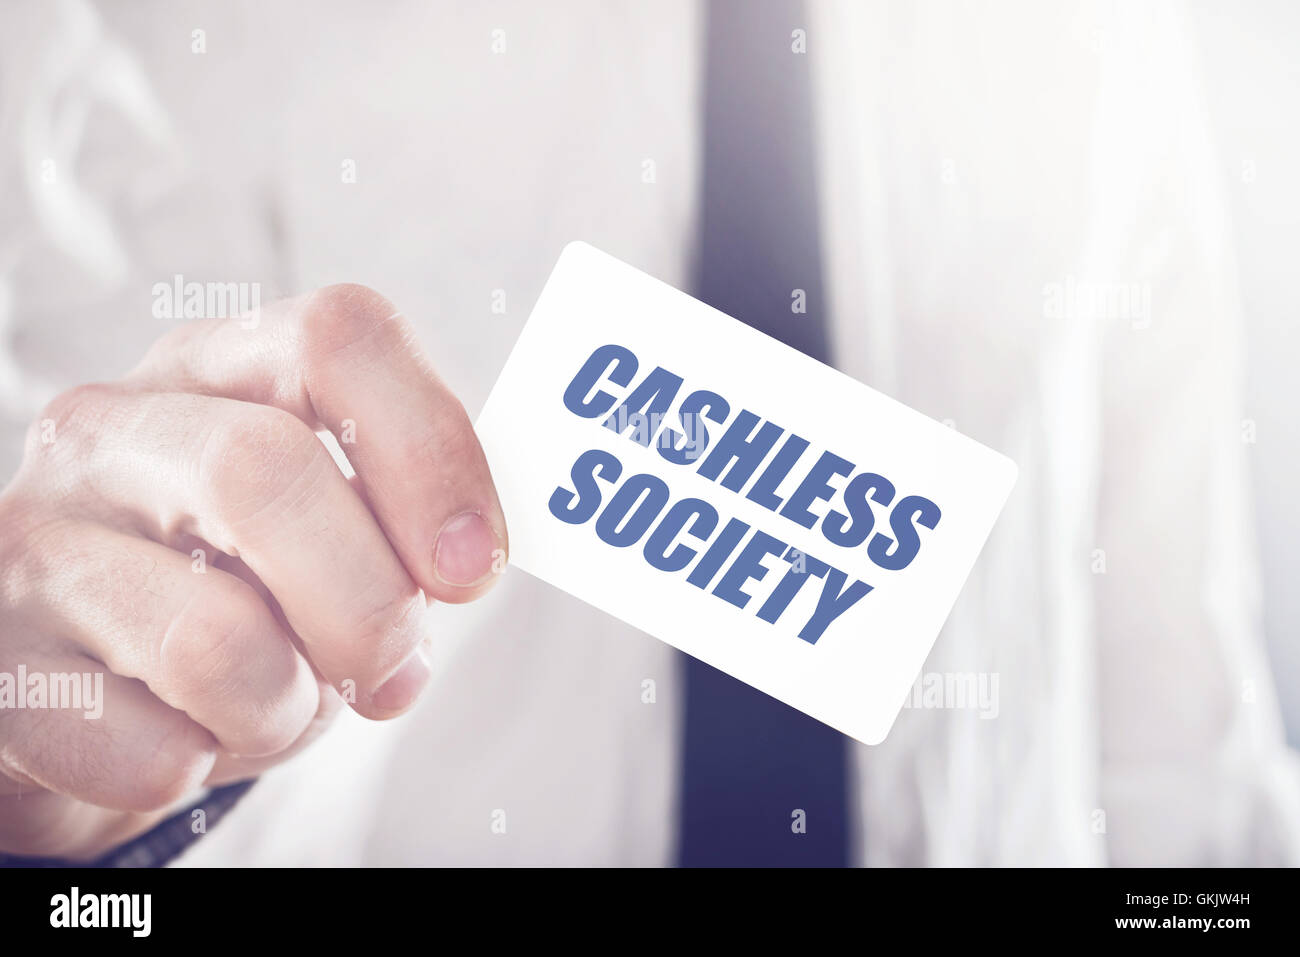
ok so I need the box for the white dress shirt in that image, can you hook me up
[0,0,1295,865]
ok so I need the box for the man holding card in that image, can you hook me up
[1,0,1297,869]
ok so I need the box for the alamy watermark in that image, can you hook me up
[50,887,150,937]
[0,666,104,719]
[902,671,999,719]
[1043,275,1151,329]
[602,407,711,461]
[152,274,261,328]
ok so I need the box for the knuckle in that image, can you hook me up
[0,495,35,582]
[0,504,67,613]
[225,710,307,760]
[402,402,480,476]
[24,383,118,463]
[300,283,411,363]
[159,578,266,697]
[197,406,330,529]
[119,725,214,812]
[68,712,212,813]
[159,578,311,756]
[128,325,204,388]
[349,588,424,681]
[38,383,116,428]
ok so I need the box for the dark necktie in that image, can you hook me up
[678,0,849,867]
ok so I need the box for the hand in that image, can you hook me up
[0,284,508,859]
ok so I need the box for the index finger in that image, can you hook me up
[128,283,509,603]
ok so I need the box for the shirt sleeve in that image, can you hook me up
[0,781,255,868]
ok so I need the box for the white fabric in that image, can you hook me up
[815,0,1300,866]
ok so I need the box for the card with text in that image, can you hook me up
[475,242,1017,744]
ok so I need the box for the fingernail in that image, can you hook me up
[434,510,500,587]
[372,645,432,713]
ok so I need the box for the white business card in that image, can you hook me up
[476,242,1017,745]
